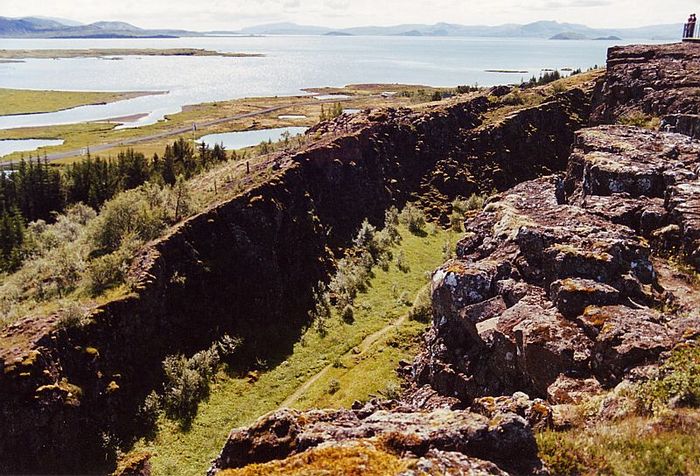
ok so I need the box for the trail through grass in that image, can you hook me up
[134,224,452,476]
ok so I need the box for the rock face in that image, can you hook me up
[413,125,700,405]
[591,42,700,123]
[0,88,592,473]
[208,401,543,475]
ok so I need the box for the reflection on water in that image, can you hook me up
[198,127,308,150]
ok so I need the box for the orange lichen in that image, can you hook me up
[217,442,409,476]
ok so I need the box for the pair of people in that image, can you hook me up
[684,14,697,38]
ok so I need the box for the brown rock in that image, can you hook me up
[208,405,542,475]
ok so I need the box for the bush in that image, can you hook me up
[636,339,700,414]
[399,204,426,235]
[395,250,409,273]
[161,335,239,427]
[341,304,355,324]
[328,379,340,395]
[408,285,432,322]
[162,344,219,426]
[88,186,167,255]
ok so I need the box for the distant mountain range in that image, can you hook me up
[0,17,683,40]
[0,17,197,38]
[240,21,682,40]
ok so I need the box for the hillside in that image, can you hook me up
[0,42,699,476]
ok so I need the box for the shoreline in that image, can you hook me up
[0,89,167,117]
[0,48,265,60]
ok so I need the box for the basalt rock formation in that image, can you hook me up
[412,124,700,405]
[180,43,699,475]
[0,83,593,473]
[208,400,543,475]
[591,42,700,123]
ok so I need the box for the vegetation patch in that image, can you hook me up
[131,218,451,476]
[0,88,159,116]
[217,442,408,476]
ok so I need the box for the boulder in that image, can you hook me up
[208,403,543,475]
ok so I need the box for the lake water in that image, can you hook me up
[0,139,64,158]
[0,36,666,131]
[198,126,308,150]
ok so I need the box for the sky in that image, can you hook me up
[2,0,694,30]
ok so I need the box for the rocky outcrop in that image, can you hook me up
[591,43,700,123]
[0,88,593,473]
[208,401,543,475]
[414,125,700,405]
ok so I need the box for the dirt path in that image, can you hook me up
[280,313,408,409]
[39,97,357,162]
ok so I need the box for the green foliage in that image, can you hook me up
[637,340,700,414]
[87,186,167,255]
[341,304,355,324]
[84,236,142,294]
[537,414,700,476]
[162,345,220,428]
[456,84,480,94]
[319,103,344,122]
[398,203,426,235]
[327,379,340,395]
[618,111,661,130]
[499,89,525,106]
[161,335,240,428]
[407,285,432,322]
[0,207,26,272]
[523,70,562,88]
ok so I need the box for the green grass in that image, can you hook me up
[132,224,452,476]
[537,411,700,476]
[0,88,154,116]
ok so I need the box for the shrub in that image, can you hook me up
[328,379,340,395]
[382,382,402,400]
[161,335,239,427]
[499,90,525,106]
[83,235,143,294]
[341,304,355,324]
[636,339,700,414]
[88,186,167,255]
[395,250,409,273]
[408,285,432,322]
[399,204,426,235]
[618,111,661,130]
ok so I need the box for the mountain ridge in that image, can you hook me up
[0,17,682,39]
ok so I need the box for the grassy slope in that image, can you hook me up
[134,225,453,476]
[0,88,156,116]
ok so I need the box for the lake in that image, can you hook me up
[0,139,64,158]
[198,127,309,150]
[0,36,665,131]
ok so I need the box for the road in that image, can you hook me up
[36,97,356,162]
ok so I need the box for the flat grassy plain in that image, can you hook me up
[0,88,161,116]
[0,84,439,163]
[133,224,453,476]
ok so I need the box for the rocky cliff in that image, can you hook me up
[0,83,593,473]
[209,43,700,476]
[413,125,700,406]
[591,43,700,124]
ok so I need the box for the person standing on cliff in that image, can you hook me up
[685,14,693,37]
[690,14,697,38]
